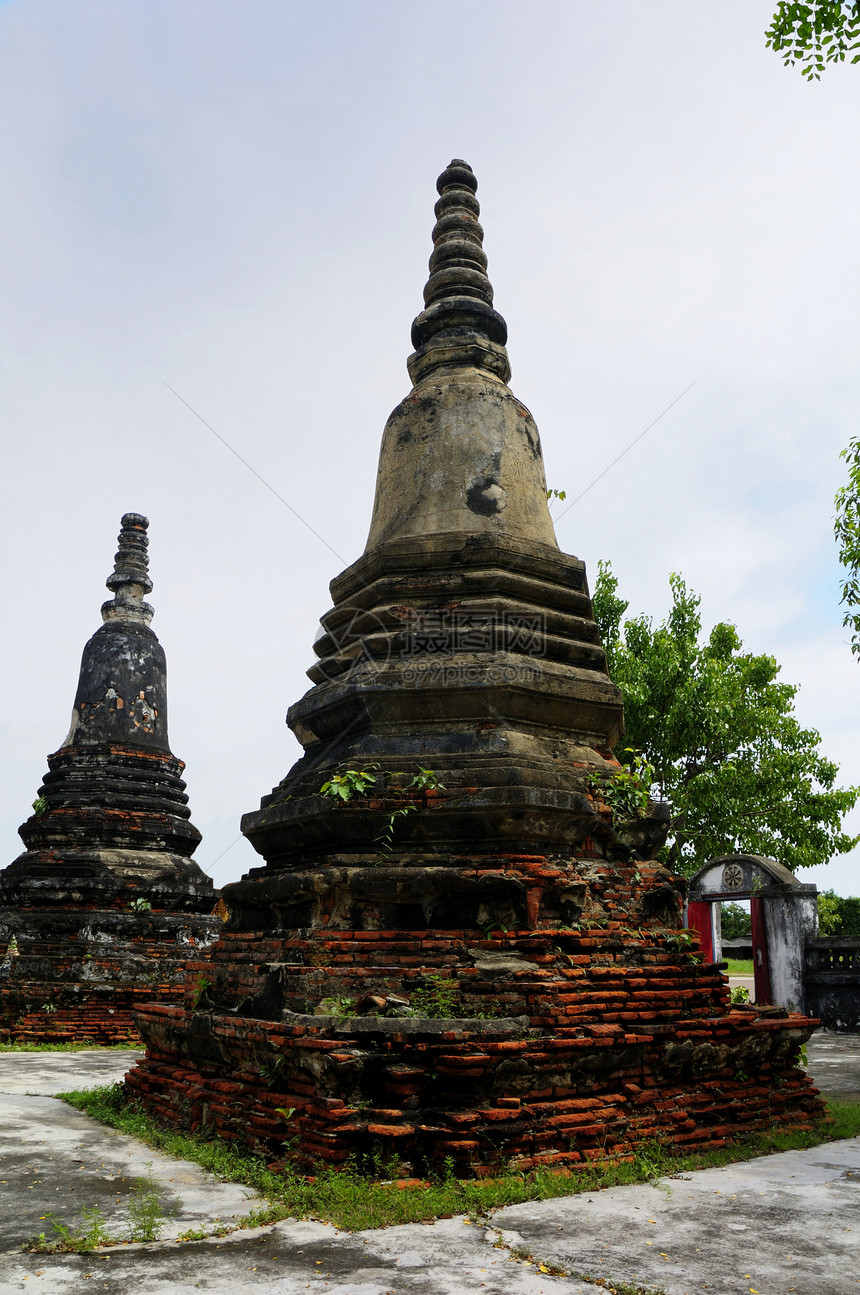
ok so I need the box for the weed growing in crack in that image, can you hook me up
[591,749,655,820]
[24,1162,175,1252]
[27,1205,111,1254]
[319,768,379,801]
[125,1164,172,1242]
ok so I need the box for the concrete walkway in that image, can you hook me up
[0,1036,856,1295]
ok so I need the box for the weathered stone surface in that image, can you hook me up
[0,514,219,1043]
[132,162,823,1173]
[805,937,860,1031]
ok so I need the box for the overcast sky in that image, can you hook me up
[1,0,858,898]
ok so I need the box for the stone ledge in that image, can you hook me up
[282,1011,530,1037]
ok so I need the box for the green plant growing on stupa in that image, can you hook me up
[316,766,445,860]
[319,768,378,801]
[407,767,445,792]
[375,806,413,857]
[593,748,655,821]
[409,975,460,1018]
[189,977,212,1010]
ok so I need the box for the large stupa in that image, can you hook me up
[129,164,822,1173]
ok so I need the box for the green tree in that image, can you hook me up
[592,561,859,876]
[834,435,860,657]
[817,889,843,934]
[721,901,752,940]
[767,2,860,78]
[817,888,860,935]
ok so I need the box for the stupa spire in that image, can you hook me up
[408,160,511,386]
[365,160,554,552]
[59,512,169,752]
[101,512,154,626]
[239,158,628,877]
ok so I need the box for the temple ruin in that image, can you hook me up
[0,514,220,1043]
[128,162,823,1174]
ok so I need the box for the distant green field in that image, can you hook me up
[725,958,754,976]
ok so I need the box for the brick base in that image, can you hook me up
[0,909,221,1044]
[130,925,823,1176]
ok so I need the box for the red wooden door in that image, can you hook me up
[687,901,715,963]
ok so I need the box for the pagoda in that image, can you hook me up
[129,164,822,1173]
[0,514,220,1043]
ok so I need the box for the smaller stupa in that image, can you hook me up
[0,514,220,1043]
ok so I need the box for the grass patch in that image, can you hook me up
[724,959,754,976]
[0,1041,141,1052]
[56,1083,860,1233]
[824,1096,860,1139]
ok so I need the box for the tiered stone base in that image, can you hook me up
[129,925,823,1176]
[0,910,221,1044]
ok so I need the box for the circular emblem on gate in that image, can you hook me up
[722,863,744,891]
